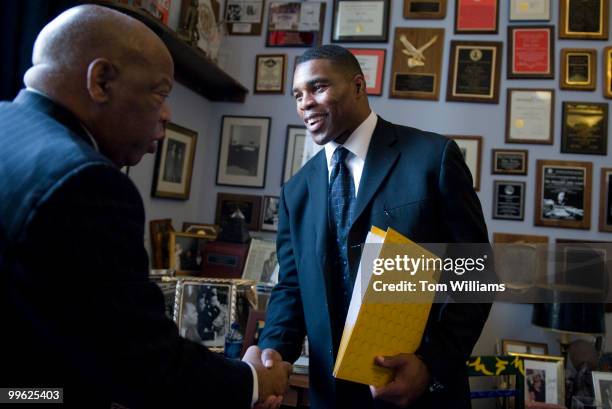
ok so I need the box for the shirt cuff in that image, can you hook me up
[245,361,259,406]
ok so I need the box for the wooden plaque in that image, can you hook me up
[560,48,597,90]
[559,0,609,40]
[403,0,447,19]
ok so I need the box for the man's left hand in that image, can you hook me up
[369,353,431,408]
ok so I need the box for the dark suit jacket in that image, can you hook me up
[259,117,491,409]
[0,90,253,409]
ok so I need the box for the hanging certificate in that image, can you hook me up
[508,25,554,79]
[454,0,499,34]
[509,0,551,21]
[332,0,390,42]
[505,88,554,144]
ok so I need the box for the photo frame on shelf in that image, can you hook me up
[151,123,197,200]
[242,238,278,283]
[605,47,612,99]
[508,352,564,406]
[600,168,612,233]
[266,2,326,47]
[560,48,597,90]
[216,116,270,188]
[169,232,212,274]
[501,339,549,355]
[507,25,554,79]
[215,193,262,231]
[446,41,502,104]
[260,195,280,232]
[492,232,549,292]
[559,0,609,40]
[449,135,482,191]
[182,222,219,240]
[561,101,608,155]
[491,149,528,175]
[493,180,525,221]
[282,125,323,184]
[593,371,612,408]
[403,0,447,19]
[509,0,550,21]
[348,48,386,96]
[225,0,264,35]
[331,0,390,43]
[505,88,554,145]
[535,159,592,230]
[454,0,499,34]
[150,219,174,269]
[254,54,286,94]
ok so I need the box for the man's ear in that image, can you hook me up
[354,74,366,96]
[86,58,117,103]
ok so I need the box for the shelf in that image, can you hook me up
[90,1,248,102]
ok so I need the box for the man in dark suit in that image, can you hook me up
[258,45,492,409]
[0,5,291,408]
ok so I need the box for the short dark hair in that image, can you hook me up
[296,45,363,78]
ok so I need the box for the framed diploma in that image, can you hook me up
[348,48,386,96]
[454,0,499,34]
[560,48,596,90]
[331,0,390,43]
[505,88,554,145]
[605,46,612,99]
[446,41,502,104]
[561,102,608,155]
[254,54,286,94]
[449,135,482,191]
[491,149,528,175]
[535,159,592,230]
[493,180,526,220]
[266,2,326,47]
[600,168,612,232]
[559,0,609,40]
[404,0,447,19]
[507,25,554,79]
[225,0,265,35]
[509,0,550,21]
[390,27,444,101]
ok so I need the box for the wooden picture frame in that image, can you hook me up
[559,0,609,40]
[331,0,390,43]
[216,116,270,188]
[240,309,267,357]
[449,135,482,191]
[454,0,499,34]
[254,54,287,94]
[561,101,608,155]
[266,2,327,47]
[535,159,592,230]
[215,193,262,231]
[404,0,447,19]
[151,123,197,200]
[225,0,264,35]
[491,149,528,175]
[282,125,323,184]
[604,46,612,99]
[600,167,612,232]
[348,48,386,96]
[446,41,502,104]
[242,238,278,283]
[260,195,280,232]
[560,48,597,90]
[507,25,554,79]
[508,352,565,406]
[150,219,174,269]
[501,339,549,355]
[505,88,554,145]
[391,27,445,101]
[509,0,550,21]
[493,180,526,221]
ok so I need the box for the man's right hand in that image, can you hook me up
[243,346,292,404]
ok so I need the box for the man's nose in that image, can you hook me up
[161,100,172,124]
[298,92,316,111]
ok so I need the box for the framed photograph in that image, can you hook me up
[175,280,235,351]
[331,0,390,43]
[493,180,525,221]
[201,241,250,279]
[560,49,597,90]
[555,238,610,295]
[266,2,326,47]
[225,0,265,35]
[508,352,564,406]
[492,232,549,292]
[535,159,592,229]
[492,149,528,175]
[216,116,270,188]
[151,123,197,200]
[559,0,609,40]
[501,339,549,355]
[600,168,612,232]
[150,219,174,269]
[282,125,323,184]
[446,41,502,104]
[391,27,445,101]
[508,26,554,79]
[215,193,262,231]
[593,371,612,408]
[509,0,550,21]
[242,238,278,283]
[605,47,612,99]
[561,102,608,155]
[169,232,210,274]
[254,54,286,94]
[505,88,554,145]
[240,309,266,357]
[454,0,499,34]
[261,195,280,232]
[348,48,386,96]
[182,222,219,239]
[449,135,482,191]
[404,0,447,19]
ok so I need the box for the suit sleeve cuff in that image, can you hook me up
[245,361,259,406]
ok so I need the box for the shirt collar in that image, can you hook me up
[325,110,377,165]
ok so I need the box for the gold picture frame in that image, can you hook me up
[560,48,597,90]
[559,0,609,40]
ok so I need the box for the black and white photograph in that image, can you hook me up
[593,371,612,409]
[242,239,278,283]
[260,195,280,232]
[217,116,270,188]
[169,232,209,273]
[177,282,232,350]
[282,125,322,184]
[163,139,186,183]
[493,181,525,220]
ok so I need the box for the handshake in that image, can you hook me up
[242,346,293,409]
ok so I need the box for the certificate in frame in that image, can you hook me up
[254,54,287,94]
[505,88,554,145]
[493,180,526,221]
[331,0,390,43]
[560,48,597,90]
[559,0,609,40]
[454,0,499,34]
[509,0,550,21]
[491,149,528,175]
[266,2,326,47]
[449,135,482,191]
[348,48,386,96]
[604,46,612,99]
[225,0,265,35]
[600,167,612,232]
[561,101,608,155]
[508,25,554,79]
[403,0,447,19]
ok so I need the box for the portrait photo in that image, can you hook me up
[260,195,279,232]
[242,239,278,284]
[593,371,612,409]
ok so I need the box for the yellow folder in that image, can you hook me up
[333,226,440,387]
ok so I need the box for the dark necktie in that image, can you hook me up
[328,146,356,317]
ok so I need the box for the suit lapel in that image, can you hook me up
[306,151,331,280]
